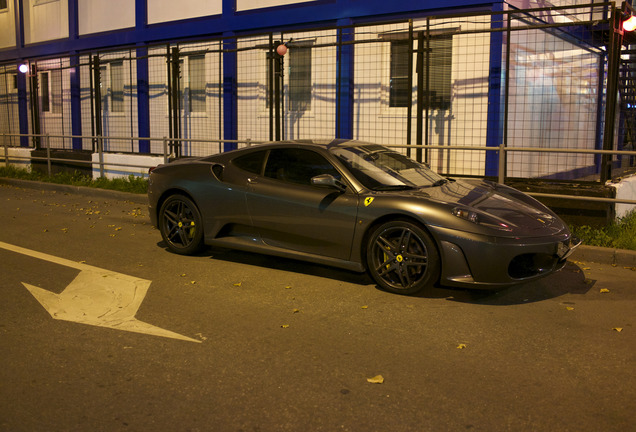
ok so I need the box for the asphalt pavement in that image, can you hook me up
[0,178,634,432]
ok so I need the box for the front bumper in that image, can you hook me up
[430,226,580,289]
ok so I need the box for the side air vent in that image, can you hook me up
[211,164,224,181]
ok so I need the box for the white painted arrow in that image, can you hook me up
[0,240,200,343]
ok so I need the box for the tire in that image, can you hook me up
[366,220,440,295]
[159,194,204,255]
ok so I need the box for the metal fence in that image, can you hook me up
[1,3,634,185]
[3,131,636,207]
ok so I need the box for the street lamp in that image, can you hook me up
[623,15,636,32]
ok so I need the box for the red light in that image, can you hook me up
[623,16,636,32]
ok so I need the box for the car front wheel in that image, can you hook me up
[159,194,204,255]
[366,220,440,295]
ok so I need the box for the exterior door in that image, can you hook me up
[245,147,359,260]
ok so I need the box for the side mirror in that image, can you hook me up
[311,174,346,192]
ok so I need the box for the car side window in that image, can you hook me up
[264,148,341,186]
[232,150,267,175]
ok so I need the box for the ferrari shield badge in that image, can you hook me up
[364,197,374,207]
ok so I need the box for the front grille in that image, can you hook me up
[508,253,559,279]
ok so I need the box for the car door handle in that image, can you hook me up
[247,177,258,184]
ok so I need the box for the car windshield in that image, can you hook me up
[331,145,447,191]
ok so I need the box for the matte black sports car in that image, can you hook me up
[148,140,580,295]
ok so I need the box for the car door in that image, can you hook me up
[245,147,359,261]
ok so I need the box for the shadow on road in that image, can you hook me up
[159,242,593,306]
[441,262,594,306]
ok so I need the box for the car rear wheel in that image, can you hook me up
[366,220,440,295]
[159,194,204,255]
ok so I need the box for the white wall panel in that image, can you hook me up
[23,0,69,44]
[148,0,222,24]
[79,0,135,35]
[0,0,16,49]
[237,0,316,11]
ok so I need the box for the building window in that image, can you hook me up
[40,72,50,112]
[110,61,124,113]
[390,41,411,107]
[288,46,311,111]
[0,0,8,11]
[189,54,206,113]
[40,70,62,114]
[51,69,62,114]
[389,34,453,110]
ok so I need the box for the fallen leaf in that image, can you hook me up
[457,344,467,349]
[190,281,196,285]
[600,288,610,293]
[293,309,300,314]
[566,306,575,311]
[361,305,368,309]
[233,282,242,287]
[285,285,292,289]
[613,327,623,332]
[367,375,384,384]
[280,324,290,328]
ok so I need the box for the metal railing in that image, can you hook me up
[1,133,265,178]
[2,132,636,206]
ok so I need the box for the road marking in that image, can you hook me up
[0,240,201,343]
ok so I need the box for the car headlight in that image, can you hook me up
[452,207,513,232]
[452,207,479,224]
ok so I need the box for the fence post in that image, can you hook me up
[163,137,168,164]
[3,134,8,167]
[45,134,52,177]
[498,143,505,184]
[98,136,105,178]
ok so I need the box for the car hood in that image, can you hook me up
[402,179,566,236]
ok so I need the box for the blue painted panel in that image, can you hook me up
[70,56,82,149]
[0,0,498,62]
[16,64,29,147]
[485,3,504,178]
[136,47,151,153]
[335,20,354,139]
[68,0,78,40]
[223,37,237,151]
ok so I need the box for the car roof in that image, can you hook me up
[243,139,384,150]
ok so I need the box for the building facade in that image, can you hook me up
[0,1,625,180]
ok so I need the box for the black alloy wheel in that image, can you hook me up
[159,194,204,255]
[366,220,440,295]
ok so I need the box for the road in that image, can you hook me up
[0,182,635,432]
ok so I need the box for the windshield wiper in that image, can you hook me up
[373,185,415,191]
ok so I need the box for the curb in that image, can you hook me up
[0,177,148,205]
[570,245,636,268]
[2,177,634,268]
